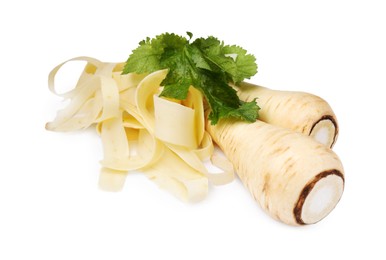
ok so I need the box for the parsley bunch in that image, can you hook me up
[122,32,259,124]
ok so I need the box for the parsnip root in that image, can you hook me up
[207,119,344,225]
[234,82,338,148]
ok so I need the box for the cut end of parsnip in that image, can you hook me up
[309,116,338,148]
[294,170,344,225]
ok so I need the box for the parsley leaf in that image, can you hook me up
[192,37,238,80]
[122,32,260,124]
[223,45,258,83]
[123,37,163,73]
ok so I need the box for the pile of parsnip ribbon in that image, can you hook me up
[46,57,234,202]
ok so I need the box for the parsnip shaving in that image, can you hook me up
[142,148,208,203]
[48,56,102,98]
[154,95,197,148]
[47,57,235,202]
[97,75,120,121]
[98,168,128,192]
[100,117,129,162]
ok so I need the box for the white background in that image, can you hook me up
[1,0,385,259]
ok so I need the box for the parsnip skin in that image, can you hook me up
[206,119,344,225]
[235,83,339,148]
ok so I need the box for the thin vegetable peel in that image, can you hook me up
[47,57,235,202]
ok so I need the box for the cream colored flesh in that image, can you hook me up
[301,174,344,224]
[309,119,336,148]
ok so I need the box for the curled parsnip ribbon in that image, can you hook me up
[46,57,234,202]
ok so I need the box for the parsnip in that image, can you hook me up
[234,82,338,148]
[206,119,344,225]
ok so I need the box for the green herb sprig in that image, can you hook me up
[122,32,259,124]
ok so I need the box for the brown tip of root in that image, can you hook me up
[293,170,344,225]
